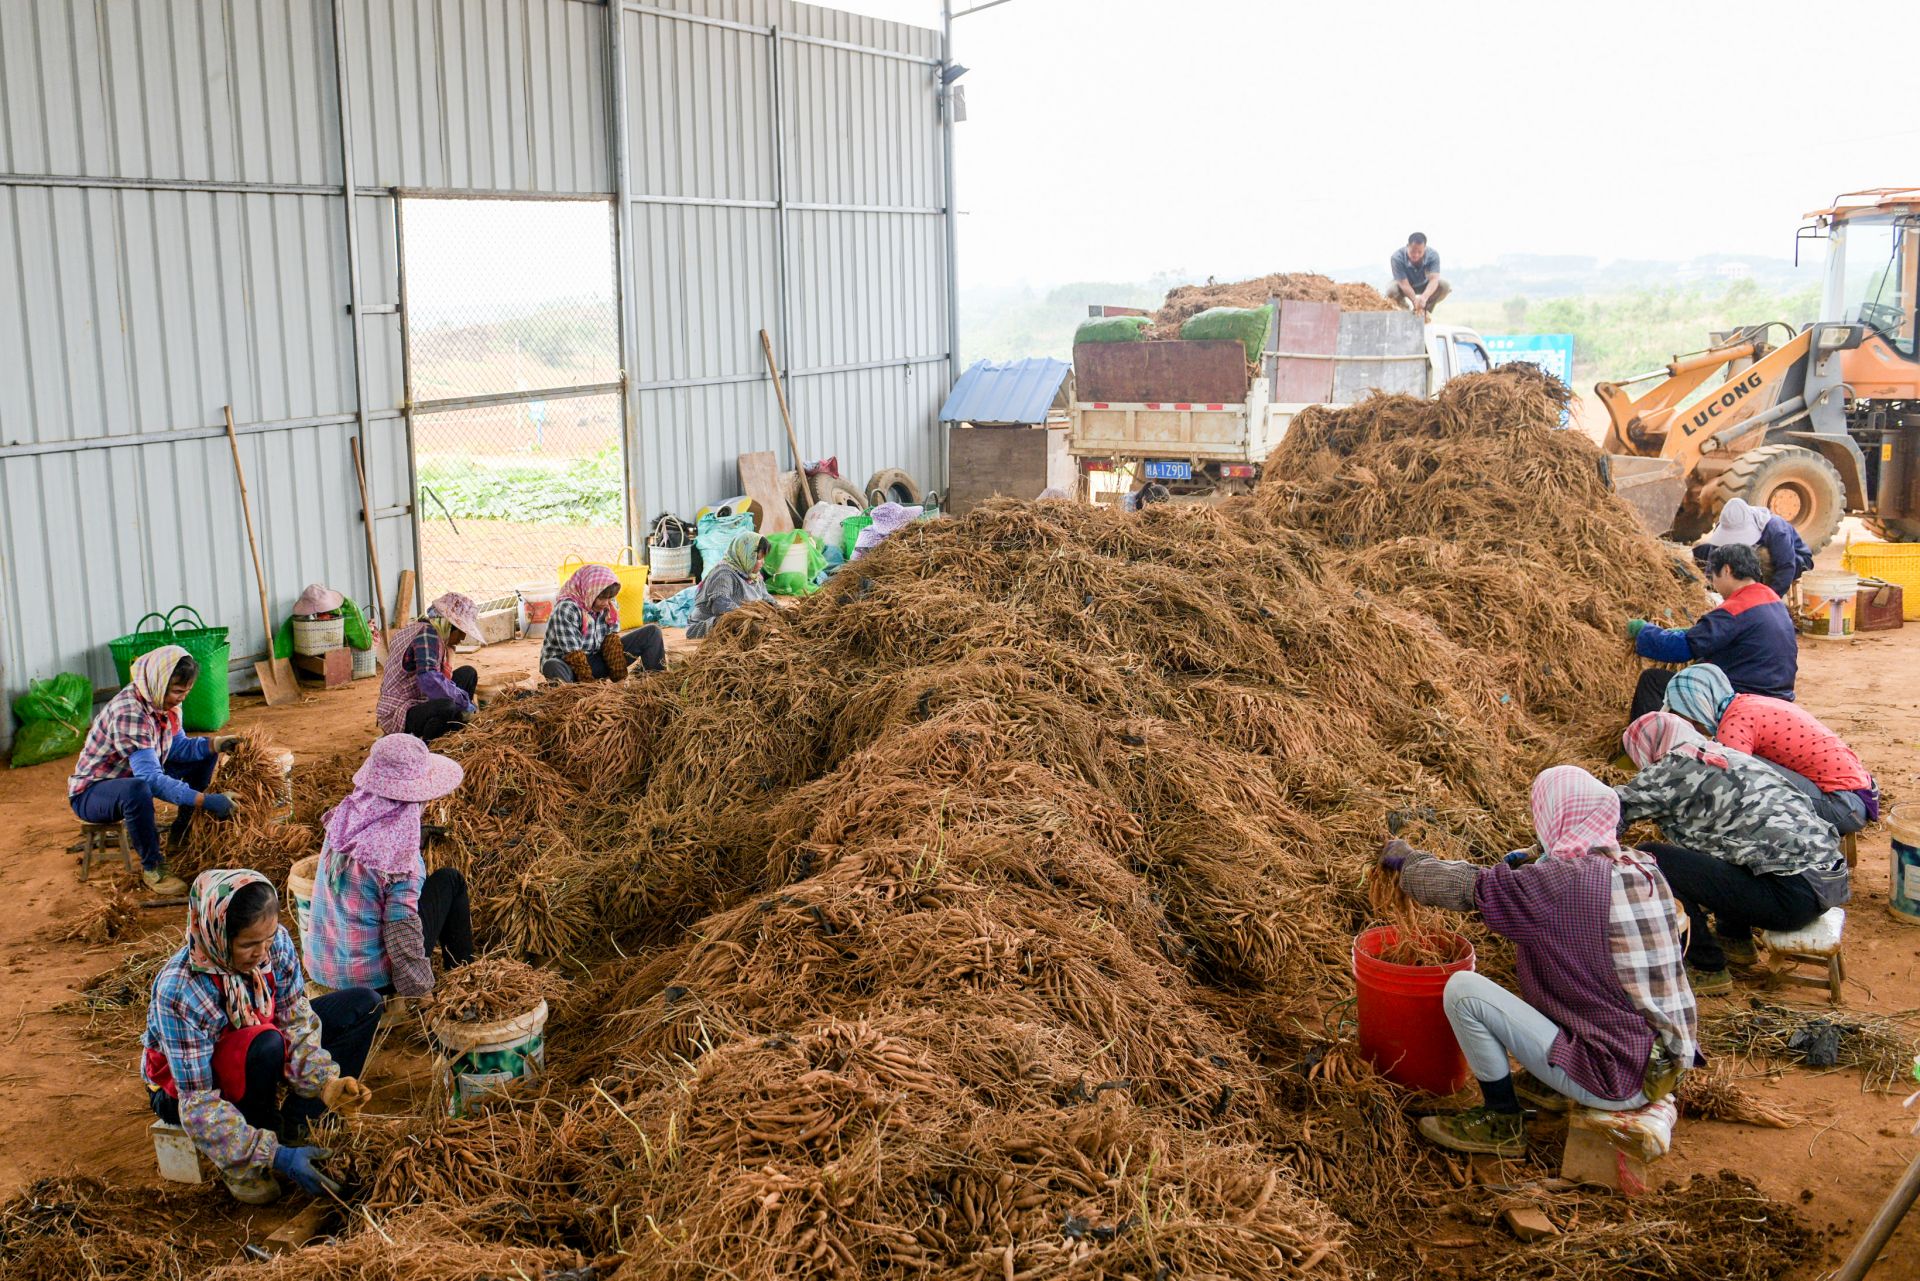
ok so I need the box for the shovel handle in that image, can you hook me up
[222,407,277,643]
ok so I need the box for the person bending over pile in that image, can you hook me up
[69,646,240,896]
[144,870,378,1205]
[1690,498,1813,599]
[1618,711,1848,994]
[306,734,473,998]
[1664,664,1877,836]
[376,592,487,743]
[540,563,666,683]
[1381,766,1697,1157]
[687,532,772,640]
[1626,543,1797,718]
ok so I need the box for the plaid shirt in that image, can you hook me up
[305,842,427,994]
[1403,851,1697,1101]
[375,621,472,733]
[537,597,616,669]
[141,928,337,1174]
[68,685,182,798]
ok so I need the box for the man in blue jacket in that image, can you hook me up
[1627,543,1798,719]
[1689,498,1814,599]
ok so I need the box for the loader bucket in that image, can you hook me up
[1602,455,1685,538]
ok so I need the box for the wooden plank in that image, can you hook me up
[290,647,354,689]
[1073,340,1250,405]
[1269,300,1339,403]
[1332,311,1428,402]
[737,451,793,533]
[391,569,417,626]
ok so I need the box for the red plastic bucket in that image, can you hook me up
[1352,925,1476,1095]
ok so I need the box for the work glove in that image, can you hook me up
[562,651,594,684]
[1503,849,1536,869]
[601,632,630,682]
[200,793,235,820]
[1626,619,1650,641]
[211,735,244,755]
[271,1144,339,1198]
[320,1076,373,1115]
[1377,838,1415,873]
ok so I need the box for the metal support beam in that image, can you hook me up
[332,0,375,615]
[0,409,403,461]
[940,3,962,388]
[771,25,796,404]
[607,0,642,549]
[411,383,627,416]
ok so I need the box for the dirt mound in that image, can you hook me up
[1152,271,1397,332]
[42,367,1811,1281]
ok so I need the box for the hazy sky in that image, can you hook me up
[832,0,1920,287]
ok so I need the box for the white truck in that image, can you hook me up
[1069,303,1492,498]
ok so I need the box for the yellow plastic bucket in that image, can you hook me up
[556,549,649,629]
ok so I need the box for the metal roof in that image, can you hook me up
[939,357,1071,425]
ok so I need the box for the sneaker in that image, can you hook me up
[141,865,190,896]
[1688,966,1734,995]
[1513,1072,1570,1113]
[1719,934,1759,968]
[223,1167,281,1206]
[1416,1107,1526,1157]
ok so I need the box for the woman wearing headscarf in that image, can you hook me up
[144,870,380,1204]
[306,735,474,998]
[1381,766,1697,1156]
[539,563,666,683]
[376,592,487,743]
[686,532,772,640]
[852,501,925,559]
[69,646,240,896]
[1617,711,1849,992]
[1690,497,1813,598]
[1664,664,1876,835]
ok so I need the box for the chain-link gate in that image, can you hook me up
[397,195,626,614]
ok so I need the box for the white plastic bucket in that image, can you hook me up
[1801,570,1860,639]
[431,999,548,1116]
[292,615,346,656]
[287,854,319,952]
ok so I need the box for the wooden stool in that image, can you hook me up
[77,821,136,881]
[1842,831,1858,869]
[1759,908,1847,1003]
[1560,1099,1676,1197]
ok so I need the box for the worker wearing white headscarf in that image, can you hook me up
[1692,498,1813,597]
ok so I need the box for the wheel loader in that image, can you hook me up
[1599,187,1920,551]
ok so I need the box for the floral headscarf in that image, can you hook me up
[723,532,763,575]
[186,869,277,1029]
[1663,664,1736,733]
[1623,711,1729,770]
[1530,766,1623,862]
[561,564,621,628]
[132,645,193,710]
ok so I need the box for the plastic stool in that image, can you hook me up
[1759,907,1847,1004]
[151,1119,205,1184]
[77,822,136,881]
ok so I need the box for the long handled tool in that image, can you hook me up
[222,406,300,706]
[759,329,815,508]
[349,436,391,655]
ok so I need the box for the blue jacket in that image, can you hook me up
[1691,516,1814,598]
[1635,583,1797,700]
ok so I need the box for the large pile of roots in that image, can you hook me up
[46,367,1808,1280]
[1152,271,1397,330]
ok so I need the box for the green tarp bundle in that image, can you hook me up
[1178,304,1273,364]
[1072,315,1152,345]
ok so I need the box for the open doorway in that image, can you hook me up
[398,196,624,610]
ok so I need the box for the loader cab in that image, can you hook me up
[1824,211,1916,355]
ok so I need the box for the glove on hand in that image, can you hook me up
[601,632,630,682]
[320,1076,372,1115]
[1377,838,1415,873]
[562,651,594,684]
[271,1145,336,1197]
[200,793,235,820]
[1503,849,1536,869]
[1626,618,1650,640]
[212,735,244,754]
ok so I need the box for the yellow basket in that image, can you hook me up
[556,549,650,628]
[1841,539,1920,620]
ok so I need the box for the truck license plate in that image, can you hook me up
[1143,460,1191,481]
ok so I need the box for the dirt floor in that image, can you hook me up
[2,583,1917,1274]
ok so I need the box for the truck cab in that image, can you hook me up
[1426,324,1494,387]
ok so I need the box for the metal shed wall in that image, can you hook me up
[0,0,950,749]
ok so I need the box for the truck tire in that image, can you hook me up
[1862,516,1920,542]
[864,468,923,508]
[1703,443,1846,553]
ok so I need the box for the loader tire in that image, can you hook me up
[1862,516,1920,543]
[1704,443,1845,554]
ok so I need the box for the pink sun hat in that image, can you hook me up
[352,732,465,803]
[427,591,485,644]
[292,583,345,615]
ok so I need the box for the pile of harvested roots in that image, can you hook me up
[1151,271,1397,329]
[45,367,1818,1280]
[419,953,570,1027]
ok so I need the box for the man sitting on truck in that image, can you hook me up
[1387,232,1450,319]
[1626,543,1798,719]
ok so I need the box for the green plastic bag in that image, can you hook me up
[1073,315,1152,345]
[840,515,874,560]
[1179,304,1273,364]
[764,531,826,596]
[10,672,92,768]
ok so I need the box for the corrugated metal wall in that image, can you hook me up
[0,0,949,748]
[621,0,949,524]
